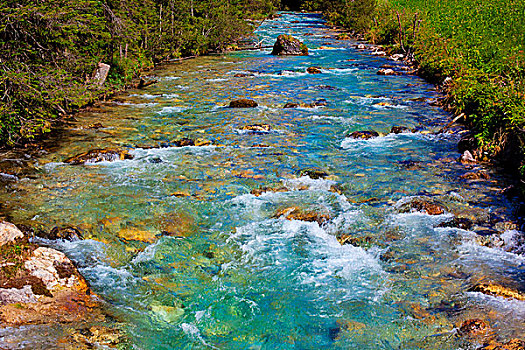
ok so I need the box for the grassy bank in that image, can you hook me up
[0,0,276,147]
[309,0,525,177]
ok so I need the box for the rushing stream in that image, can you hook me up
[1,12,524,349]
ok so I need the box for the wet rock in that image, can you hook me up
[234,73,249,77]
[397,160,423,170]
[158,211,195,238]
[483,339,525,350]
[337,234,373,248]
[298,169,329,179]
[284,102,299,108]
[86,122,104,129]
[438,217,473,230]
[149,157,163,164]
[356,44,366,50]
[390,53,404,61]
[229,99,258,108]
[460,171,489,180]
[195,138,212,146]
[377,68,397,76]
[173,138,195,147]
[470,283,525,301]
[315,85,338,91]
[271,34,308,56]
[118,227,158,243]
[390,126,411,134]
[241,124,271,133]
[459,150,477,165]
[396,197,446,215]
[307,66,322,74]
[64,149,133,165]
[310,99,327,107]
[67,325,124,348]
[40,226,83,241]
[347,130,379,140]
[250,185,288,197]
[458,319,490,337]
[0,221,24,246]
[458,134,477,153]
[273,206,330,225]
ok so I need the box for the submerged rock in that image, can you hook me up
[173,138,195,147]
[470,283,525,301]
[337,234,373,248]
[273,206,330,225]
[483,339,525,350]
[396,197,446,215]
[347,130,379,140]
[460,171,490,180]
[250,185,288,197]
[390,126,411,134]
[458,319,490,338]
[241,124,271,133]
[229,99,258,108]
[40,226,83,241]
[64,149,133,165]
[271,34,308,56]
[437,217,473,230]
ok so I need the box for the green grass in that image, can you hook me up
[376,0,525,172]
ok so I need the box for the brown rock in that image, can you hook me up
[158,211,195,238]
[229,99,258,108]
[396,197,446,215]
[483,339,525,350]
[284,102,299,108]
[273,206,330,225]
[271,34,308,56]
[390,126,411,134]
[460,171,490,180]
[458,319,490,337]
[348,130,379,140]
[64,149,133,165]
[307,67,322,74]
[173,138,195,147]
[298,169,329,179]
[241,124,271,133]
[251,186,288,197]
[470,283,525,301]
[41,226,83,241]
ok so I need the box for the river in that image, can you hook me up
[1,12,524,349]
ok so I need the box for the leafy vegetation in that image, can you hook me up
[0,0,277,146]
[301,0,525,176]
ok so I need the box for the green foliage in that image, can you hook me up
[0,0,276,146]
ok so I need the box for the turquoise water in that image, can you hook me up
[1,12,524,349]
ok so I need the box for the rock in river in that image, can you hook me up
[241,124,271,133]
[64,148,133,165]
[307,66,322,74]
[347,130,379,140]
[273,206,330,225]
[271,34,308,56]
[229,99,258,108]
[395,197,446,215]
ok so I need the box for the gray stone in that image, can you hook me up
[0,221,24,246]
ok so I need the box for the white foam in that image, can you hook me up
[206,78,229,82]
[162,76,181,81]
[157,106,188,114]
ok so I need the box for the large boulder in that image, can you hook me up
[229,99,258,108]
[0,221,24,246]
[271,35,308,56]
[64,149,133,165]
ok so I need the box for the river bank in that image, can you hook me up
[1,11,524,349]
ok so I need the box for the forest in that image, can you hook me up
[1,0,524,177]
[0,0,277,146]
